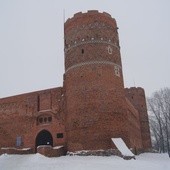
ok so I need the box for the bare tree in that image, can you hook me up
[147,88,170,156]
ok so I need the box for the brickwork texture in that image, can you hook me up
[0,10,151,155]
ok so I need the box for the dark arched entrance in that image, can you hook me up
[36,130,53,149]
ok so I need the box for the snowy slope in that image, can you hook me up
[0,153,169,170]
[111,138,134,156]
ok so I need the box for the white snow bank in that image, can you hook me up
[53,146,64,149]
[37,145,64,149]
[37,145,52,148]
[111,138,134,156]
[0,153,169,170]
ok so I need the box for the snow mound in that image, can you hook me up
[111,138,134,156]
[0,153,169,170]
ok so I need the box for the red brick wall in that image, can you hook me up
[0,148,33,155]
[0,87,66,152]
[125,98,143,150]
[125,87,152,150]
[64,11,129,152]
[37,145,66,157]
[0,11,152,155]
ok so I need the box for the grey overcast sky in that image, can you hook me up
[0,0,170,98]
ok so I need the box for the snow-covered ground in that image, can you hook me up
[0,153,169,170]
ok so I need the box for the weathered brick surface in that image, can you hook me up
[37,145,66,157]
[0,87,66,153]
[0,148,33,155]
[64,11,145,152]
[0,11,151,156]
[125,87,152,150]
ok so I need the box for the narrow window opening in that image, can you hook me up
[39,117,43,123]
[44,117,47,123]
[82,49,84,54]
[16,136,22,147]
[48,117,52,122]
[37,115,52,125]
[108,45,113,54]
[114,65,120,77]
[57,133,64,138]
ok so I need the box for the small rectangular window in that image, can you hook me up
[57,133,63,138]
[114,65,120,77]
[16,136,22,147]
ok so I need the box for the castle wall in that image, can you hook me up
[125,98,143,150]
[0,87,66,151]
[0,11,152,155]
[125,87,152,150]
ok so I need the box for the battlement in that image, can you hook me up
[125,87,145,95]
[65,10,116,28]
[125,87,144,91]
[125,87,146,108]
[125,87,147,119]
[66,10,112,22]
[64,10,120,73]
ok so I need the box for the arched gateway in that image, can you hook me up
[35,130,53,150]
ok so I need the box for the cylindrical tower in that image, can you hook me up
[64,10,128,151]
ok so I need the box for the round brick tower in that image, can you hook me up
[64,10,128,152]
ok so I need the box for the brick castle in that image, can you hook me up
[0,11,151,156]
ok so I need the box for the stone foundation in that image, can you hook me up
[67,149,136,160]
[0,147,33,155]
[67,149,122,157]
[37,145,66,157]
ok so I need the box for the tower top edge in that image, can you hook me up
[125,87,145,93]
[65,10,115,25]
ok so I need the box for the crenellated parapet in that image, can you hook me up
[65,10,114,27]
[64,10,121,74]
[65,10,118,50]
